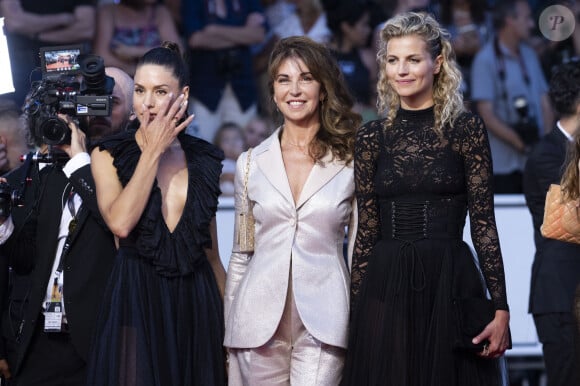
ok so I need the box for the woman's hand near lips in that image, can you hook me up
[138,93,193,157]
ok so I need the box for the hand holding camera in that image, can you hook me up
[54,113,87,159]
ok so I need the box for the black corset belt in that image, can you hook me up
[378,196,467,292]
[379,196,467,242]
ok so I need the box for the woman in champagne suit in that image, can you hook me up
[224,36,360,385]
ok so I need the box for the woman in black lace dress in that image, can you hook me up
[342,12,511,386]
[86,42,227,385]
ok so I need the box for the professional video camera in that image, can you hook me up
[24,45,115,145]
[512,95,540,147]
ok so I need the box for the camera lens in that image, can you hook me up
[79,55,107,94]
[39,116,71,145]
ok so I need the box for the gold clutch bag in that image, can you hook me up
[236,148,255,253]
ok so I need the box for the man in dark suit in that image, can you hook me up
[523,61,580,386]
[0,66,133,385]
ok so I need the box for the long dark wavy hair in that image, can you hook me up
[268,36,361,163]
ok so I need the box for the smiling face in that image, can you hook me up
[272,57,323,128]
[385,34,442,110]
[133,63,189,123]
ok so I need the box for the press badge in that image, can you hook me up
[44,301,64,332]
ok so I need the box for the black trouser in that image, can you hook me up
[533,312,580,386]
[12,316,85,386]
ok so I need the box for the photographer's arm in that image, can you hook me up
[476,101,527,153]
[0,0,73,37]
[35,5,95,43]
[188,12,265,50]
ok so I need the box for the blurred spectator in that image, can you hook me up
[273,0,330,43]
[243,114,273,148]
[183,0,266,142]
[471,0,553,193]
[0,0,96,108]
[377,0,433,19]
[262,0,296,28]
[324,0,378,122]
[163,0,183,32]
[213,121,246,197]
[370,0,433,58]
[93,0,183,77]
[438,0,492,102]
[0,100,30,173]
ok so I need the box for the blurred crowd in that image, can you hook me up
[0,0,579,195]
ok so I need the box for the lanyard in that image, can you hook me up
[56,188,80,274]
[494,38,530,87]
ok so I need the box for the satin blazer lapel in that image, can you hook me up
[296,153,346,209]
[255,134,295,207]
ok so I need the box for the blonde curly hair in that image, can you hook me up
[376,12,464,133]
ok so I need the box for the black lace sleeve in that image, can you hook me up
[459,113,509,310]
[351,120,382,309]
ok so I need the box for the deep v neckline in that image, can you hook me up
[156,137,190,235]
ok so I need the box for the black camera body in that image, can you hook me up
[512,95,540,146]
[24,45,115,145]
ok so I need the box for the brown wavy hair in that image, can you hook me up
[268,36,361,163]
[561,132,580,201]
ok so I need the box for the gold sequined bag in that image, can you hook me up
[236,148,254,253]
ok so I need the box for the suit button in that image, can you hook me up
[289,218,296,227]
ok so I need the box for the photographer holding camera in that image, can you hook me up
[0,63,133,385]
[471,0,554,193]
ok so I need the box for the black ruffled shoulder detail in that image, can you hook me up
[99,130,224,277]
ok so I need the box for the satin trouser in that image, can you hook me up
[228,276,345,386]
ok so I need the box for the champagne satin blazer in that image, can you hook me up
[224,129,357,349]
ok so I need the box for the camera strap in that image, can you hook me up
[55,187,81,274]
[493,37,534,123]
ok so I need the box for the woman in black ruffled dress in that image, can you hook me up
[342,12,511,386]
[86,42,227,385]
